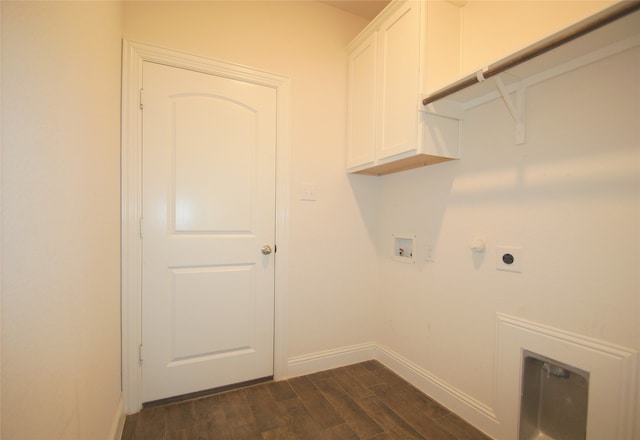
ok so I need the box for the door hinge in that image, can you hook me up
[139,88,144,110]
[139,344,143,365]
[139,218,144,239]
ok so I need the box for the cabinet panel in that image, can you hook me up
[346,33,377,170]
[345,0,461,176]
[377,1,421,161]
[346,0,628,176]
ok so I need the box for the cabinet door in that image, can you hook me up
[346,32,377,171]
[377,0,421,161]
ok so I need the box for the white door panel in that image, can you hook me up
[141,61,276,403]
[173,95,255,232]
[170,265,254,360]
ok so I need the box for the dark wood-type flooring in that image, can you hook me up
[121,360,491,440]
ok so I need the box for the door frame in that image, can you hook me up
[121,39,291,413]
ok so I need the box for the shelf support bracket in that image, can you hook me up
[495,74,526,145]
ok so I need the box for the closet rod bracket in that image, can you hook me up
[495,74,526,145]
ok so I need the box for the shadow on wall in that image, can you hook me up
[375,161,458,265]
[448,147,638,207]
[347,173,381,245]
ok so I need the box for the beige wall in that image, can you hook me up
[3,2,379,436]
[123,1,380,360]
[2,1,637,438]
[1,2,123,438]
[376,46,640,436]
[459,1,616,75]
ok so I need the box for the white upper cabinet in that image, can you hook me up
[346,0,630,176]
[376,1,421,161]
[347,0,461,176]
[346,32,377,170]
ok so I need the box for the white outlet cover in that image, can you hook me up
[496,246,523,273]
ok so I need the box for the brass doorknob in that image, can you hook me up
[261,245,272,255]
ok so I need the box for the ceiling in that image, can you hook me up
[321,1,391,20]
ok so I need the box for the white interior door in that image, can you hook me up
[141,61,276,403]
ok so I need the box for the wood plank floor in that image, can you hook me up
[121,360,491,440]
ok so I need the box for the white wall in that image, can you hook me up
[376,46,640,435]
[1,2,123,438]
[122,1,379,364]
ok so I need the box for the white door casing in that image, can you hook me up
[121,40,291,412]
[141,61,275,402]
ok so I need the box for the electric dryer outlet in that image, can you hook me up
[496,246,523,273]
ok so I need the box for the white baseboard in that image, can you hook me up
[374,345,499,439]
[375,345,498,436]
[108,393,125,440]
[285,342,497,438]
[286,342,376,378]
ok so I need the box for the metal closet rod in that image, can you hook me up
[422,0,640,106]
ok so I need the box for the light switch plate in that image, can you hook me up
[299,183,317,201]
